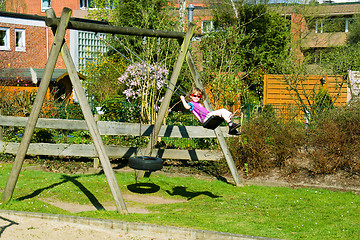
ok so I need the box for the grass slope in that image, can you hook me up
[0,163,359,239]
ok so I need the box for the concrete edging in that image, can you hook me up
[0,210,280,240]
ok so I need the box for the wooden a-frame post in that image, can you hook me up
[1,8,128,214]
[186,53,243,186]
[1,8,72,204]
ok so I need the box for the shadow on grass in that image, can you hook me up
[127,183,160,194]
[166,186,221,200]
[16,174,105,211]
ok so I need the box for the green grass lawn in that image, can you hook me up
[0,162,359,240]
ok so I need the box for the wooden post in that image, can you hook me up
[46,8,127,213]
[1,8,72,204]
[186,52,243,187]
[137,23,196,179]
[93,114,100,168]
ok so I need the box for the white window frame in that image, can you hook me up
[80,0,95,9]
[0,27,10,51]
[15,29,26,52]
[202,20,214,34]
[41,0,51,11]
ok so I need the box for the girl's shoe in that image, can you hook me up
[229,122,241,131]
[228,128,242,135]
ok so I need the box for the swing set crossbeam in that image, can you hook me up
[45,17,187,39]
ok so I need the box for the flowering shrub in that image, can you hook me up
[118,63,168,124]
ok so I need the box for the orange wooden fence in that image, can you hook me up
[0,86,51,99]
[263,74,348,106]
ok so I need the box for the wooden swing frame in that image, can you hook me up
[0,7,243,214]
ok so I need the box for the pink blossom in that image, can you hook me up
[118,62,168,100]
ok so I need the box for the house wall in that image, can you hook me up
[5,0,82,17]
[0,15,68,69]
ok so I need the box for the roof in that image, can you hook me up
[0,11,45,21]
[0,68,67,82]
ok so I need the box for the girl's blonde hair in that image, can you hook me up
[188,87,205,101]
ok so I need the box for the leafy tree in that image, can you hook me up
[199,1,290,105]
[87,0,178,69]
[81,53,127,102]
[85,0,184,122]
[315,15,360,75]
[214,3,290,74]
[0,0,6,11]
[347,15,360,45]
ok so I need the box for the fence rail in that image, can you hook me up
[0,116,225,161]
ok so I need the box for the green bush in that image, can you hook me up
[47,103,84,120]
[307,102,360,174]
[229,103,360,177]
[100,96,140,122]
[230,111,306,176]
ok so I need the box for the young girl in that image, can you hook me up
[180,87,242,135]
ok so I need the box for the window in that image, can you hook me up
[80,0,94,9]
[41,0,51,11]
[80,0,113,9]
[78,31,108,70]
[15,29,25,52]
[202,21,214,34]
[311,17,352,33]
[0,27,10,51]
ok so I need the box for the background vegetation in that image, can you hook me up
[199,2,291,107]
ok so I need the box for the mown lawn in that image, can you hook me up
[0,162,359,239]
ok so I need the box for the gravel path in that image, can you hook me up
[0,212,164,240]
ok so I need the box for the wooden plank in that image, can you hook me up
[0,116,87,130]
[0,141,223,161]
[0,116,236,138]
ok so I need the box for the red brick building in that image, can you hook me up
[1,0,96,70]
[0,11,67,70]
[0,0,106,103]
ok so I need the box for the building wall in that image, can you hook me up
[2,0,91,71]
[5,0,83,17]
[0,15,70,69]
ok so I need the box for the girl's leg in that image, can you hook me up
[204,109,232,123]
[204,109,241,135]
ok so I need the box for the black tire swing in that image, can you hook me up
[128,156,163,172]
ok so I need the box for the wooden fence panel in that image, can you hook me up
[0,115,233,138]
[0,116,225,161]
[0,142,222,161]
[264,74,347,106]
